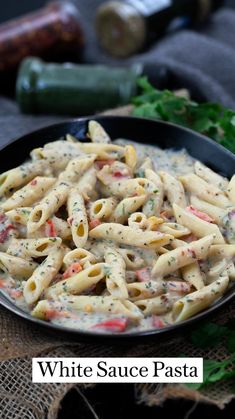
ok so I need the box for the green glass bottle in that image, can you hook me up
[16,58,142,115]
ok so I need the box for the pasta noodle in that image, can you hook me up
[63,248,96,269]
[194,161,229,190]
[0,120,234,334]
[23,247,64,304]
[90,198,117,221]
[152,235,214,277]
[88,120,111,143]
[89,222,173,249]
[104,247,128,299]
[179,173,231,208]
[0,252,37,279]
[172,275,229,322]
[28,180,71,233]
[110,195,147,224]
[143,169,164,217]
[1,177,55,211]
[159,171,187,208]
[67,188,88,248]
[32,295,143,320]
[173,203,225,244]
[45,263,105,299]
[7,237,62,259]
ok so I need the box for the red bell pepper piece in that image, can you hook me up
[92,318,128,332]
[63,263,83,279]
[152,315,165,328]
[89,219,101,230]
[136,267,151,282]
[186,206,214,223]
[45,219,57,237]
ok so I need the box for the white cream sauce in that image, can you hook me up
[0,139,228,334]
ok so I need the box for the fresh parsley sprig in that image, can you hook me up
[132,77,235,154]
[184,321,235,390]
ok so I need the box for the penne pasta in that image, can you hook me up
[143,169,164,217]
[99,178,146,198]
[7,237,62,259]
[90,197,117,221]
[128,281,165,301]
[77,166,97,200]
[128,212,148,230]
[23,247,64,304]
[172,275,229,322]
[104,248,128,299]
[152,235,214,277]
[209,244,235,259]
[124,145,137,172]
[27,180,71,233]
[89,222,173,249]
[44,263,105,299]
[0,119,234,334]
[110,195,147,224]
[32,295,143,320]
[190,195,227,224]
[88,120,111,143]
[77,143,124,159]
[0,252,37,280]
[173,203,225,244]
[181,262,205,290]
[1,177,55,211]
[179,174,231,208]
[63,248,96,269]
[0,160,50,197]
[160,171,187,208]
[194,161,229,190]
[118,248,145,270]
[59,154,97,183]
[158,222,191,238]
[135,293,175,316]
[67,188,88,248]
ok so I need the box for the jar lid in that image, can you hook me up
[95,1,146,58]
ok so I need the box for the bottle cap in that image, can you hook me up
[96,1,146,58]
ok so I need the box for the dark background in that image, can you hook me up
[1,1,235,418]
[0,0,234,22]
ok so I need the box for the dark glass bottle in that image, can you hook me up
[96,0,224,57]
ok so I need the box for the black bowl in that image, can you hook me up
[1,115,235,341]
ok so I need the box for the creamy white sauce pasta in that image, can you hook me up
[0,120,234,334]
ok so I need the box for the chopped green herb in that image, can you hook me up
[132,77,235,154]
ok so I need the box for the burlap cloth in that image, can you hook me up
[1,106,235,419]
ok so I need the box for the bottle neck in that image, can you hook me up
[126,0,223,23]
[96,0,224,58]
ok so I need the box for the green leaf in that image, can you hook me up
[231,115,235,127]
[203,359,229,383]
[190,322,228,348]
[185,357,235,391]
[132,78,235,154]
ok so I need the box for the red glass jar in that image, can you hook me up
[0,1,84,71]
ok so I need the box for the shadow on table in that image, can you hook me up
[58,384,235,419]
